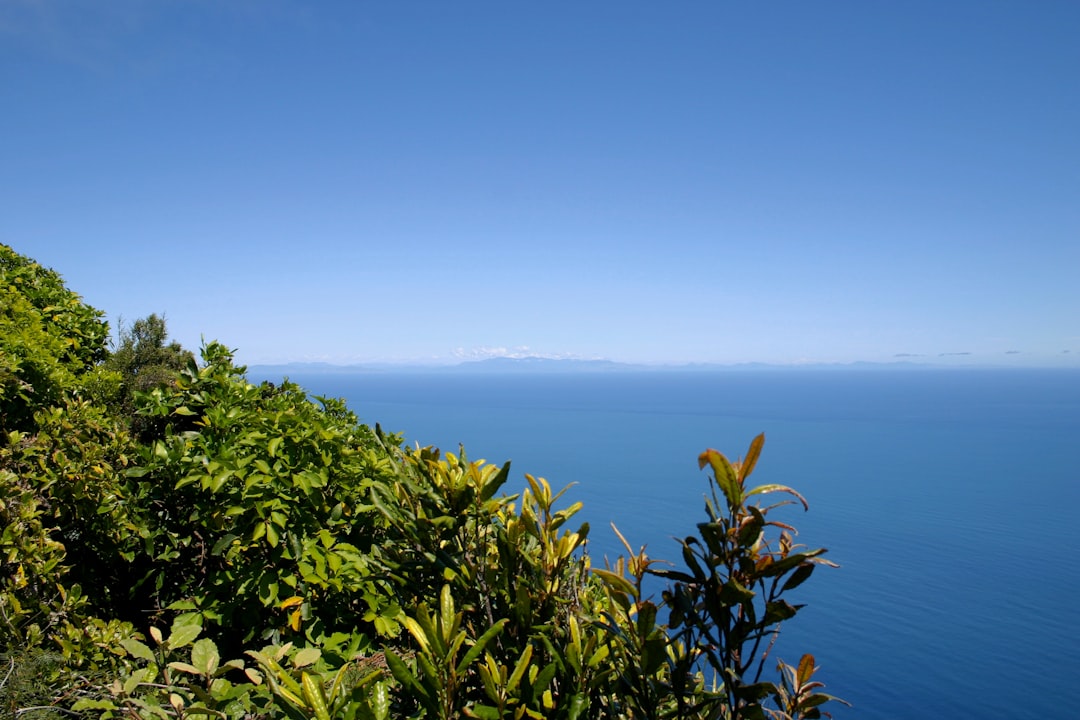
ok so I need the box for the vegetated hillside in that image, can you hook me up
[0,243,843,720]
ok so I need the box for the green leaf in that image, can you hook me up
[649,568,696,583]
[642,632,668,675]
[302,671,331,720]
[293,647,321,668]
[680,540,708,581]
[456,619,508,676]
[439,584,455,643]
[803,692,849,709]
[480,460,511,502]
[168,661,202,675]
[465,706,502,720]
[719,577,756,605]
[247,649,303,698]
[120,638,157,663]
[506,643,533,693]
[763,599,800,625]
[402,617,430,655]
[586,644,610,669]
[592,568,636,597]
[698,522,727,558]
[531,661,558,701]
[797,653,816,687]
[123,667,151,695]
[327,663,350,707]
[738,514,765,546]
[699,448,742,508]
[168,598,199,611]
[636,601,658,637]
[567,692,588,720]
[760,551,825,578]
[370,680,390,720]
[415,652,439,692]
[384,650,431,711]
[746,483,808,510]
[741,433,765,481]
[478,656,502,701]
[781,563,815,592]
[211,534,239,556]
[167,623,202,649]
[71,699,118,712]
[190,638,220,676]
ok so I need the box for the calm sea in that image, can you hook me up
[250,368,1080,719]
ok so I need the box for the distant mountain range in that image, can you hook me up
[247,357,940,376]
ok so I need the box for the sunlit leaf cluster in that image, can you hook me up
[1,244,843,719]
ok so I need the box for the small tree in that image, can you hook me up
[653,433,846,719]
[103,314,193,433]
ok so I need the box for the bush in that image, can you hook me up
[0,245,845,719]
[117,342,405,656]
[0,244,108,433]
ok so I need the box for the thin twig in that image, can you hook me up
[0,656,15,691]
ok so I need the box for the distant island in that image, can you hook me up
[247,356,945,376]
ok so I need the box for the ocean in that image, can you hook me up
[249,368,1080,719]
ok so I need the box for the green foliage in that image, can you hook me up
[0,246,845,719]
[0,244,108,433]
[102,314,195,434]
[2,399,140,634]
[0,247,138,681]
[592,527,703,719]
[72,617,269,719]
[249,643,392,720]
[769,654,846,720]
[119,342,403,653]
[0,460,71,649]
[385,585,507,720]
[373,448,606,718]
[0,650,76,720]
[650,434,846,719]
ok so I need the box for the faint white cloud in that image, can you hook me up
[451,346,585,361]
[452,346,532,360]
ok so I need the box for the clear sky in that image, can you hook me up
[4,1,1078,366]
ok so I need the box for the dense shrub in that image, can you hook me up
[120,342,405,655]
[0,244,844,719]
[0,244,108,433]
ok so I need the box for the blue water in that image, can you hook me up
[250,368,1080,719]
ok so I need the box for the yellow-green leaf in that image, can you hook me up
[302,671,331,720]
[741,433,765,481]
[120,638,156,663]
[191,638,220,676]
[168,661,202,675]
[797,653,816,687]
[167,623,202,649]
[293,647,321,668]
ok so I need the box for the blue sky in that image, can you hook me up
[4,1,1078,366]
